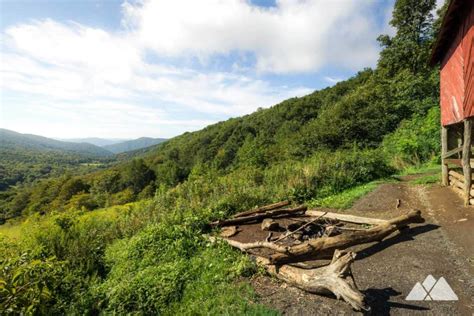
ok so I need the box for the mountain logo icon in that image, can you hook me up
[405,275,458,301]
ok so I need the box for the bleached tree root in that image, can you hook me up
[210,236,367,311]
[257,250,367,311]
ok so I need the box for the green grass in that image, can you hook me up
[308,181,382,209]
[399,162,440,176]
[409,173,440,185]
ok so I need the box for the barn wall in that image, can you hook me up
[463,3,474,118]
[440,26,465,126]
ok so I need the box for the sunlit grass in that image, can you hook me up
[308,181,382,209]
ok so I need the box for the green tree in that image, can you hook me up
[377,0,436,75]
[122,159,155,194]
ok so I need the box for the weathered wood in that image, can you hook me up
[448,169,474,181]
[269,210,424,264]
[220,226,238,238]
[442,146,463,159]
[450,183,465,196]
[212,237,290,253]
[441,125,449,186]
[261,218,279,231]
[259,250,366,311]
[211,236,367,311]
[232,201,290,218]
[445,158,463,167]
[211,205,307,227]
[463,119,472,205]
[449,176,464,190]
[305,210,388,225]
[449,170,464,181]
[274,212,328,243]
[470,198,474,205]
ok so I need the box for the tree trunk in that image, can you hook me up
[269,210,423,264]
[463,119,472,205]
[232,201,290,218]
[210,205,307,227]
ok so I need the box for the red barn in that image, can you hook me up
[430,0,474,205]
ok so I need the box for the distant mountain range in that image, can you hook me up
[103,137,167,154]
[1,129,168,155]
[0,128,112,157]
[60,137,129,147]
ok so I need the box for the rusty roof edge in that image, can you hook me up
[429,0,464,66]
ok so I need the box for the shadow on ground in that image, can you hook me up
[363,287,430,315]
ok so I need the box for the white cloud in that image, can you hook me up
[0,0,392,138]
[324,76,343,84]
[123,0,382,73]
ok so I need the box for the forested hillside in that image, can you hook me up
[0,129,116,196]
[0,129,113,157]
[0,0,446,314]
[0,0,441,220]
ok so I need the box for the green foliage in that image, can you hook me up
[382,107,441,168]
[309,181,381,209]
[0,0,448,314]
[409,173,440,185]
[0,238,64,315]
[378,0,436,75]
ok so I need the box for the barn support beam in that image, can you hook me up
[462,119,472,206]
[441,125,449,186]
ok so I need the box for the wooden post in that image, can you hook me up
[462,119,472,205]
[441,125,449,186]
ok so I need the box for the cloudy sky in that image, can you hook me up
[0,0,397,139]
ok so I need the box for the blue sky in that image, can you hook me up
[0,0,397,139]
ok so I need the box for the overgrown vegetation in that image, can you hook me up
[0,0,447,314]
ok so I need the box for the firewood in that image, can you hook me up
[269,210,424,264]
[210,205,307,227]
[274,212,327,243]
[232,201,290,218]
[305,210,388,225]
[211,237,290,253]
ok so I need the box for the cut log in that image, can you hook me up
[448,169,474,181]
[261,218,279,231]
[449,170,464,182]
[269,210,424,264]
[232,201,290,218]
[220,226,238,238]
[305,210,387,225]
[449,176,464,190]
[211,205,307,227]
[449,176,474,196]
[211,236,290,253]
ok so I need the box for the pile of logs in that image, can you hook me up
[209,201,424,311]
[447,169,474,205]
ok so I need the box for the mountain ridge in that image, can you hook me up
[103,137,168,154]
[0,128,113,157]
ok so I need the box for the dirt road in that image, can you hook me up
[251,178,474,315]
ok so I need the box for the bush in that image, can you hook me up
[383,106,440,168]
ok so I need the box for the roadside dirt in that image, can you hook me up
[247,177,474,315]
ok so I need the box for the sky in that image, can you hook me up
[0,0,399,139]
